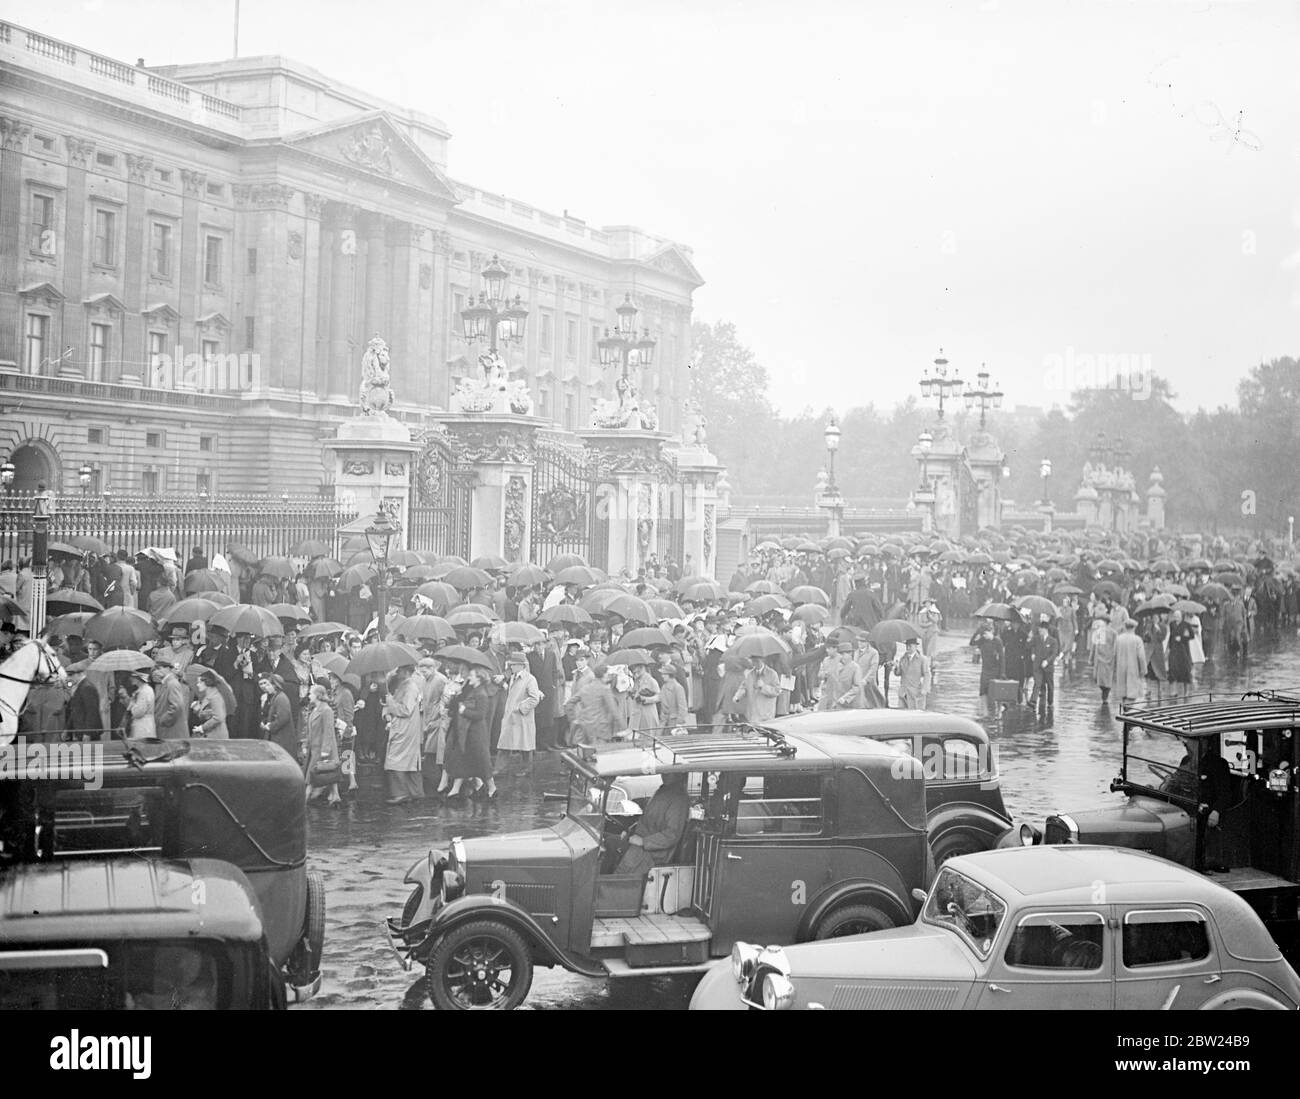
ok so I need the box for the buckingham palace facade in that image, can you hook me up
[0,21,703,497]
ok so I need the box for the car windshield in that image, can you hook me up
[923,867,1007,960]
[0,942,224,1009]
[566,769,608,837]
[1123,728,1198,804]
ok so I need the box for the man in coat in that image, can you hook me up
[213,631,261,739]
[615,771,690,875]
[498,652,542,775]
[1029,614,1061,715]
[893,636,931,710]
[842,578,885,632]
[735,655,781,723]
[1089,616,1118,702]
[151,660,191,740]
[818,641,864,710]
[1113,618,1147,706]
[564,653,619,746]
[532,628,564,752]
[258,634,304,736]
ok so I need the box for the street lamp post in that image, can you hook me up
[460,254,529,380]
[919,348,963,419]
[917,429,933,487]
[364,509,401,640]
[962,364,1003,429]
[911,429,935,534]
[823,411,841,493]
[1,460,14,492]
[79,464,92,492]
[598,294,657,423]
[29,482,54,637]
[1040,458,1052,505]
[817,412,844,537]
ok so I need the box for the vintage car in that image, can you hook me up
[690,845,1300,1010]
[0,738,325,1000]
[385,726,931,1009]
[0,857,286,1009]
[764,710,1012,864]
[1006,694,1300,961]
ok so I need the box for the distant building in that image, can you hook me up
[0,22,702,494]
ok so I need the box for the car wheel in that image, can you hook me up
[814,903,896,940]
[428,920,533,1010]
[931,830,988,867]
[400,884,423,928]
[287,870,327,985]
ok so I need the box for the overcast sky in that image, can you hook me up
[12,0,1299,417]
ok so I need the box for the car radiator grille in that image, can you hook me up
[499,883,557,916]
[828,983,964,1010]
[1044,817,1072,845]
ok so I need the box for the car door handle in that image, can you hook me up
[987,983,1010,993]
[1203,974,1221,984]
[725,853,743,861]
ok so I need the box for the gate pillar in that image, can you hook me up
[581,429,675,579]
[675,442,723,581]
[440,414,539,564]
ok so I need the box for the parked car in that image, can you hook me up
[1005,694,1300,962]
[763,710,1012,864]
[0,857,287,1009]
[385,726,931,1009]
[690,845,1300,1010]
[0,738,325,1000]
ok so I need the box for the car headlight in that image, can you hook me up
[1019,823,1039,847]
[1057,814,1080,843]
[731,942,761,984]
[762,973,796,1011]
[441,869,463,901]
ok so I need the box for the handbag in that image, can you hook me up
[309,757,342,787]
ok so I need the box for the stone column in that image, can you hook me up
[438,414,540,563]
[428,230,453,408]
[0,117,31,367]
[677,445,723,580]
[178,169,205,384]
[325,202,359,400]
[1146,468,1166,530]
[299,192,327,400]
[363,211,389,345]
[122,153,151,382]
[62,136,94,376]
[581,429,674,578]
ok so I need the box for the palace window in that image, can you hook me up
[146,431,161,449]
[247,247,257,275]
[196,471,212,495]
[565,316,578,358]
[204,235,223,286]
[564,392,577,429]
[199,435,214,453]
[142,469,160,496]
[154,167,173,185]
[244,316,255,350]
[87,428,105,445]
[147,331,168,387]
[539,310,553,354]
[93,208,117,267]
[206,181,225,200]
[150,222,172,278]
[590,324,600,363]
[24,313,49,374]
[95,151,117,169]
[88,322,109,381]
[30,192,56,254]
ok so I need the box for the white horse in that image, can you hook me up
[0,638,67,747]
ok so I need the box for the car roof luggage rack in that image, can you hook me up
[1121,691,1300,736]
[623,722,798,765]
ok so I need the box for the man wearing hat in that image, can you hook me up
[1088,614,1117,702]
[918,597,943,670]
[1029,613,1060,716]
[564,648,618,746]
[893,636,931,710]
[156,622,196,674]
[152,657,191,740]
[1113,618,1146,707]
[818,639,864,711]
[498,652,542,775]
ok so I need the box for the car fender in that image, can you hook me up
[928,802,1013,846]
[1199,988,1292,1010]
[423,894,607,979]
[798,879,913,940]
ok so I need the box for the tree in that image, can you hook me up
[1235,358,1300,530]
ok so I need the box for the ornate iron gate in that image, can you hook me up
[408,427,473,558]
[530,434,595,567]
[957,455,980,537]
[657,482,685,569]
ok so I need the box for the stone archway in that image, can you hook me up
[9,441,57,494]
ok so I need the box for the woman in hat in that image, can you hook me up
[304,683,341,806]
[1088,614,1117,702]
[381,665,424,805]
[629,658,661,733]
[444,665,495,801]
[191,670,229,739]
[123,670,156,739]
[497,652,542,776]
[258,672,296,756]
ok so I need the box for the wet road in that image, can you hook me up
[299,627,1300,1010]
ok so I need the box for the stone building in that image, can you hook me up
[0,22,702,496]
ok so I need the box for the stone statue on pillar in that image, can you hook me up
[359,335,395,415]
[449,348,534,415]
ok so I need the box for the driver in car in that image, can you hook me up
[614,771,691,876]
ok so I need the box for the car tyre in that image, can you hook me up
[813,903,896,940]
[428,920,533,1010]
[931,830,989,868]
[287,870,327,986]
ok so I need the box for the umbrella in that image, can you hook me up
[1163,582,1190,598]
[1044,567,1070,583]
[268,602,311,625]
[385,549,423,570]
[619,626,674,649]
[792,604,830,625]
[160,598,223,626]
[401,565,441,581]
[826,547,851,561]
[184,664,237,714]
[508,564,549,588]
[647,599,684,619]
[755,541,781,553]
[825,537,854,552]
[339,563,377,590]
[46,590,104,614]
[796,541,821,553]
[1150,559,1178,574]
[413,581,460,613]
[444,565,493,591]
[1195,582,1231,604]
[315,652,350,677]
[967,552,992,566]
[870,620,921,645]
[394,616,457,645]
[974,602,1018,621]
[299,621,351,639]
[788,585,829,606]
[183,569,228,595]
[46,612,95,639]
[447,607,496,630]
[305,558,343,580]
[745,580,782,595]
[47,542,86,559]
[1051,584,1084,597]
[225,543,260,566]
[1212,571,1243,589]
[89,650,156,673]
[208,604,284,639]
[602,594,656,625]
[202,592,236,607]
[937,549,967,563]
[258,556,295,580]
[471,555,509,572]
[290,539,332,558]
[554,565,600,588]
[536,604,594,627]
[1135,600,1172,618]
[84,607,156,650]
[545,553,588,573]
[498,621,546,646]
[1173,599,1207,615]
[606,648,653,667]
[346,641,422,676]
[432,644,498,671]
[1096,559,1123,574]
[69,535,112,555]
[680,581,727,603]
[1185,558,1213,572]
[673,575,713,594]
[1015,595,1060,621]
[1090,579,1123,600]
[746,594,791,616]
[729,632,791,660]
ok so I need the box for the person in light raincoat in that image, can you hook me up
[497,652,542,776]
[382,664,424,804]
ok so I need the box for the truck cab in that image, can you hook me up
[385,725,931,1009]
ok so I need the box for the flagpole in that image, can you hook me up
[233,0,240,57]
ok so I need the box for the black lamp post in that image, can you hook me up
[30,482,53,637]
[919,348,963,419]
[1,460,13,493]
[365,509,400,640]
[598,293,657,406]
[460,254,528,359]
[963,364,1003,428]
[823,411,841,493]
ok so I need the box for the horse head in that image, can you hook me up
[0,638,67,746]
